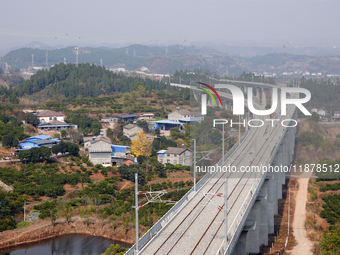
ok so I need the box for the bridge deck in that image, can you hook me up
[135,87,296,255]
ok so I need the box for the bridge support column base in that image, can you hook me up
[267,173,275,234]
[246,200,261,254]
[260,180,269,246]
[232,231,247,255]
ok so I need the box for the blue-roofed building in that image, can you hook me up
[178,116,204,124]
[50,139,61,143]
[26,135,51,141]
[110,114,140,123]
[20,139,58,150]
[87,136,134,167]
[111,145,131,157]
[20,141,40,150]
[20,135,61,150]
[148,120,184,136]
[111,145,131,166]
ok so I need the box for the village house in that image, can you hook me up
[123,124,143,139]
[37,120,78,131]
[331,111,340,122]
[168,109,193,122]
[37,110,66,123]
[88,136,112,166]
[157,147,192,166]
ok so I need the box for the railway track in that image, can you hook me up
[136,87,296,255]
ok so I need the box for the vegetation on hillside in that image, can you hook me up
[15,63,170,99]
[297,77,340,114]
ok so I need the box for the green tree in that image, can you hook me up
[136,120,149,132]
[210,130,222,145]
[2,134,19,147]
[80,207,94,227]
[97,208,109,229]
[67,143,79,156]
[101,244,127,255]
[155,162,166,178]
[170,127,184,139]
[50,208,57,227]
[61,204,73,224]
[320,225,340,254]
[61,129,67,138]
[308,112,320,122]
[18,146,51,162]
[9,92,19,104]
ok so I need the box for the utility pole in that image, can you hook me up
[288,188,290,235]
[224,174,228,249]
[134,173,174,254]
[254,138,257,182]
[222,122,225,164]
[192,139,197,191]
[268,124,271,162]
[24,201,26,222]
[135,173,139,254]
[238,115,241,145]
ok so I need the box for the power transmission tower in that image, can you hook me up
[45,50,48,68]
[75,47,79,67]
[31,54,34,70]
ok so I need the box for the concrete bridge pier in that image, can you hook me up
[193,91,199,101]
[261,89,267,108]
[232,231,248,255]
[272,146,283,202]
[242,85,247,94]
[246,200,261,254]
[267,173,275,234]
[207,97,214,107]
[289,125,296,164]
[259,180,269,246]
[255,87,261,104]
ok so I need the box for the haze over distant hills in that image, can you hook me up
[1,43,340,76]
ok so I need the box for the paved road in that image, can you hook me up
[291,177,313,255]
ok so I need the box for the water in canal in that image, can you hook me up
[0,234,131,255]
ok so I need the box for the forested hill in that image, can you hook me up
[15,63,171,99]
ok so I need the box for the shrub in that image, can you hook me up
[17,221,31,229]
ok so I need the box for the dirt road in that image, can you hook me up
[291,178,313,255]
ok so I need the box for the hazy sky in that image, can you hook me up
[0,0,339,50]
